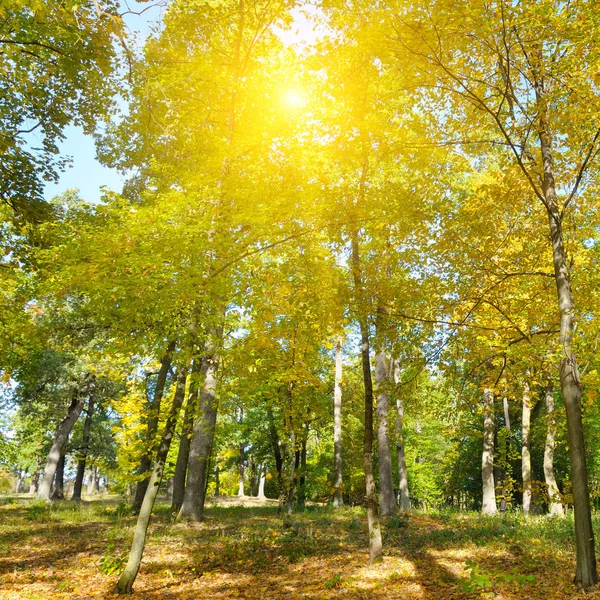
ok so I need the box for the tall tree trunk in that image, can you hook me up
[392,359,410,511]
[15,471,26,494]
[298,424,308,508]
[351,227,383,563]
[537,85,598,585]
[375,308,396,516]
[87,467,97,496]
[132,340,175,514]
[171,358,200,513]
[499,397,511,513]
[522,383,532,515]
[29,457,41,495]
[257,464,266,499]
[333,338,344,508]
[238,443,245,497]
[178,330,221,522]
[72,392,96,502]
[37,386,86,501]
[214,460,220,496]
[51,454,66,500]
[286,428,297,516]
[115,366,187,595]
[544,383,564,516]
[481,388,496,515]
[268,406,285,513]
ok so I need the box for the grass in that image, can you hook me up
[1,496,600,599]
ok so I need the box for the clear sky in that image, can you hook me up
[43,1,166,204]
[43,1,324,204]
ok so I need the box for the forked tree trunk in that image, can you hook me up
[375,308,396,517]
[37,387,85,501]
[171,358,200,513]
[392,359,410,511]
[178,334,221,522]
[544,384,564,516]
[115,366,187,595]
[72,393,96,502]
[522,383,532,515]
[333,338,344,508]
[481,388,496,515]
[132,341,175,514]
[351,228,383,563]
[537,90,598,585]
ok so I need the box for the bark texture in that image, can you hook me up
[351,228,383,563]
[392,359,410,511]
[37,387,85,501]
[51,454,66,500]
[171,358,200,513]
[536,81,597,586]
[72,392,96,502]
[115,366,187,595]
[481,388,496,515]
[375,308,396,516]
[544,384,564,516]
[333,338,344,508]
[132,341,175,513]
[521,384,532,515]
[178,334,221,522]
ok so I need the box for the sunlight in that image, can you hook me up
[284,88,306,109]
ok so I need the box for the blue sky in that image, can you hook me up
[43,1,165,204]
[42,2,323,204]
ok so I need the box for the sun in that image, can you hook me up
[284,89,306,109]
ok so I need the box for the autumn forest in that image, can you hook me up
[3,0,600,598]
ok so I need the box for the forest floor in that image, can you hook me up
[1,495,600,600]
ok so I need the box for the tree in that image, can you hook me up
[382,1,600,584]
[0,0,123,220]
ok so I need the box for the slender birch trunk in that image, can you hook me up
[37,387,85,501]
[115,366,187,595]
[536,77,597,585]
[522,383,532,515]
[132,341,175,513]
[238,443,245,497]
[351,227,383,563]
[481,388,496,515]
[257,464,266,499]
[333,338,344,508]
[392,359,410,511]
[375,308,396,516]
[544,384,564,516]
